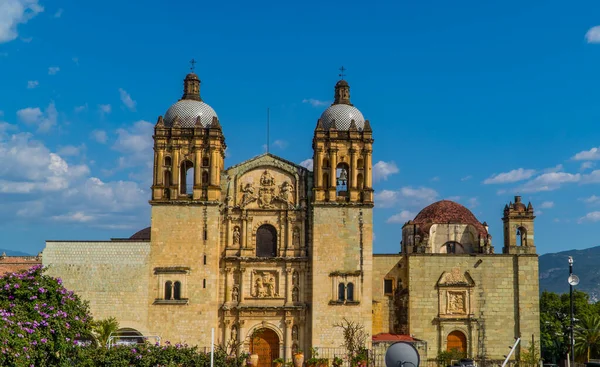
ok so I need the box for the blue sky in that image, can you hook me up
[1,0,600,256]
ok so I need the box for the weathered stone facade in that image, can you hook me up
[40,72,540,364]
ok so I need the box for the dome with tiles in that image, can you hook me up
[319,79,366,131]
[162,73,219,128]
[413,200,488,235]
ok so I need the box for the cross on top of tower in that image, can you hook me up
[339,66,346,80]
[189,59,197,73]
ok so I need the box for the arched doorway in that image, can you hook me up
[447,330,467,354]
[256,224,277,258]
[250,328,280,367]
[114,328,144,346]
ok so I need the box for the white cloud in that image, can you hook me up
[483,168,536,184]
[375,186,438,209]
[540,201,554,209]
[111,121,154,182]
[581,161,595,171]
[582,195,600,205]
[57,144,85,157]
[373,161,399,182]
[99,104,111,114]
[519,172,581,192]
[544,164,563,173]
[461,175,472,181]
[74,104,87,113]
[572,147,600,161]
[585,26,600,44]
[302,98,329,107]
[119,88,136,111]
[0,0,44,44]
[386,210,416,224]
[579,211,600,223]
[91,129,108,144]
[16,102,57,132]
[273,139,288,150]
[51,211,94,223]
[467,197,479,208]
[54,8,63,18]
[300,158,313,171]
[581,170,600,184]
[48,66,60,75]
[27,80,38,89]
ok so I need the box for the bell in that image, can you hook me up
[337,168,348,186]
[516,229,521,236]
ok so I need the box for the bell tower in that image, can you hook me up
[312,80,374,204]
[310,74,374,348]
[151,72,226,202]
[502,195,536,254]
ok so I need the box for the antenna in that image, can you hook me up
[385,341,420,367]
[266,107,270,153]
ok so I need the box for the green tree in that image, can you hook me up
[92,317,119,347]
[574,314,600,362]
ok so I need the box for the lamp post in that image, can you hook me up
[568,256,579,367]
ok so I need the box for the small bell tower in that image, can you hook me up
[502,195,536,254]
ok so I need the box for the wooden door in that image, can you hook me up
[447,330,467,353]
[251,328,279,367]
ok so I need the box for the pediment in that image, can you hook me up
[436,268,475,287]
[224,154,309,210]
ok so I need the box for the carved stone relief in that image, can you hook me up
[447,291,466,314]
[252,271,279,298]
[233,226,241,245]
[238,169,296,209]
[231,286,239,302]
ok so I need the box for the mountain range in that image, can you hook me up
[539,245,600,301]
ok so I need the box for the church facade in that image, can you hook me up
[41,71,539,364]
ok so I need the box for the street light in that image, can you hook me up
[568,256,579,367]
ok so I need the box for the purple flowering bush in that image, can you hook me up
[0,265,94,366]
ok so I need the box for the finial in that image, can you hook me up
[349,119,357,131]
[190,58,197,73]
[339,66,346,80]
[195,116,202,128]
[156,116,164,127]
[363,120,372,132]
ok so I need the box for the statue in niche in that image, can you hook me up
[240,182,256,207]
[233,226,240,245]
[255,276,266,298]
[231,286,239,302]
[231,326,238,342]
[279,181,294,207]
[292,271,299,286]
[292,325,298,341]
[292,227,300,248]
[292,286,299,302]
[265,273,275,297]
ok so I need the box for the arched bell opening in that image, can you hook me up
[336,163,349,199]
[179,160,194,195]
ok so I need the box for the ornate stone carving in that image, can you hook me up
[279,181,294,208]
[233,226,241,245]
[240,183,256,207]
[292,227,300,248]
[252,271,279,298]
[292,271,299,286]
[231,286,239,302]
[292,286,299,302]
[437,268,475,287]
[258,171,276,209]
[447,291,466,314]
[231,325,238,341]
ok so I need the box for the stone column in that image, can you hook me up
[242,214,248,249]
[239,268,246,304]
[315,148,323,187]
[225,268,232,303]
[285,319,293,361]
[330,148,338,188]
[210,149,218,185]
[286,217,293,253]
[194,149,201,187]
[224,320,231,345]
[365,148,372,188]
[350,148,357,189]
[285,268,293,305]
[171,148,180,197]
[156,149,164,185]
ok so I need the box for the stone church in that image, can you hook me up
[41,71,540,364]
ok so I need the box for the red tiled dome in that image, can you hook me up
[413,200,487,235]
[130,227,151,241]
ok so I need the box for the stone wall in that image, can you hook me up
[372,254,402,334]
[42,241,150,334]
[310,206,373,348]
[148,204,221,347]
[406,254,539,360]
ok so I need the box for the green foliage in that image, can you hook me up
[0,265,95,367]
[540,290,598,363]
[72,343,248,367]
[574,313,600,362]
[436,348,466,366]
[519,338,542,367]
[92,316,119,348]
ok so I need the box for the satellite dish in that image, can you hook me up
[568,274,580,286]
[385,341,420,367]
